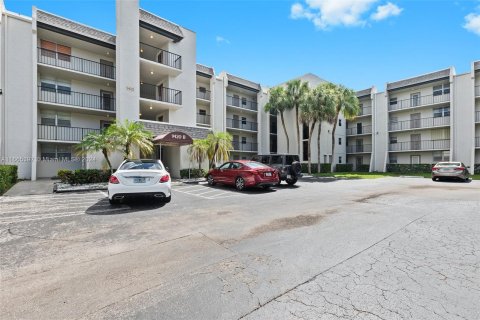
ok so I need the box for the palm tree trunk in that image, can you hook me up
[280,111,289,153]
[317,123,322,173]
[295,105,300,156]
[198,156,202,170]
[102,149,113,174]
[307,121,316,174]
[124,143,130,160]
[331,113,339,172]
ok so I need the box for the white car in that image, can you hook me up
[108,159,171,205]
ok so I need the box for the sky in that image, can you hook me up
[4,0,480,91]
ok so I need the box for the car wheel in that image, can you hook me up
[235,177,246,191]
[262,185,271,190]
[162,195,171,203]
[432,177,437,181]
[207,174,215,186]
[286,178,298,185]
[276,180,282,186]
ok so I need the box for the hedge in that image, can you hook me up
[355,164,370,172]
[180,168,207,179]
[57,169,110,185]
[0,165,18,195]
[335,164,353,172]
[386,164,434,174]
[301,163,331,173]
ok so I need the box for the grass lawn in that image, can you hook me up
[312,172,480,180]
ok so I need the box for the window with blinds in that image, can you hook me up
[40,40,71,62]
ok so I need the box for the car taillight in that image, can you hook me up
[455,167,465,171]
[109,175,119,184]
[432,167,439,171]
[159,174,170,183]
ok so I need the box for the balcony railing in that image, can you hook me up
[226,118,258,131]
[388,93,450,111]
[346,125,372,135]
[139,42,181,70]
[389,116,450,131]
[38,86,115,111]
[358,106,372,116]
[38,48,115,79]
[226,95,258,111]
[389,139,450,152]
[476,137,480,148]
[196,113,211,126]
[232,141,258,152]
[476,111,480,123]
[140,83,182,105]
[346,144,372,154]
[196,88,211,101]
[38,124,100,142]
[476,86,480,97]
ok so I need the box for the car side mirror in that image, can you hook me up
[467,166,470,169]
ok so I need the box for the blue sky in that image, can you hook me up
[5,0,480,91]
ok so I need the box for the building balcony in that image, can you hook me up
[357,106,372,117]
[389,116,450,132]
[37,124,100,142]
[139,42,181,70]
[140,83,182,105]
[226,95,258,112]
[37,86,115,113]
[388,93,450,112]
[226,118,258,132]
[346,144,372,154]
[196,88,211,101]
[476,137,480,148]
[38,48,115,80]
[232,142,258,152]
[476,85,480,97]
[346,125,372,136]
[476,111,480,123]
[389,139,450,152]
[196,113,211,126]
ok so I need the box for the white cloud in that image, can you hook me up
[216,36,230,44]
[290,0,403,30]
[464,13,480,36]
[371,2,403,21]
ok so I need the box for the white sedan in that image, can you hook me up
[108,159,171,205]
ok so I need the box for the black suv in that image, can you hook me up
[252,154,302,185]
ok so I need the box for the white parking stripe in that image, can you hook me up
[172,183,245,200]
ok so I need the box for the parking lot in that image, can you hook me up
[1,177,479,320]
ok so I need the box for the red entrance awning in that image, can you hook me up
[153,131,193,146]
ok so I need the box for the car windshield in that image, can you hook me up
[436,162,461,167]
[244,162,269,169]
[120,161,163,170]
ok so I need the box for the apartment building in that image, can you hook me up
[0,0,479,180]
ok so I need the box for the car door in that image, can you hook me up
[226,162,242,185]
[216,162,231,183]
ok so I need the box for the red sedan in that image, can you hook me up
[207,160,279,191]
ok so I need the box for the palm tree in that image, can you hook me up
[206,131,233,168]
[109,120,154,159]
[300,88,316,174]
[264,86,290,152]
[286,79,309,156]
[330,84,360,172]
[76,127,117,173]
[310,84,336,173]
[188,139,209,170]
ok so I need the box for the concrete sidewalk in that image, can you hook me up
[3,179,56,196]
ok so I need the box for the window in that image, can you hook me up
[389,154,397,164]
[303,123,309,139]
[433,83,450,96]
[233,95,240,106]
[40,111,56,126]
[199,87,206,93]
[40,82,56,93]
[270,134,277,154]
[433,151,449,162]
[101,121,113,130]
[57,145,72,160]
[219,162,231,170]
[271,155,283,165]
[410,93,421,107]
[40,40,71,61]
[56,44,71,62]
[338,137,342,145]
[40,81,71,95]
[241,97,247,106]
[199,109,206,116]
[57,85,71,95]
[231,162,242,169]
[241,117,247,125]
[356,157,363,166]
[338,156,342,164]
[389,97,397,106]
[389,136,397,144]
[339,119,342,126]
[433,107,450,118]
[303,141,308,161]
[157,115,164,122]
[41,144,71,160]
[241,137,247,144]
[57,112,71,127]
[410,155,421,165]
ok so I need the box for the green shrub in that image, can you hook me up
[56,169,110,185]
[335,164,353,172]
[180,168,207,179]
[386,164,433,174]
[0,165,18,195]
[301,163,331,174]
[355,164,370,172]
